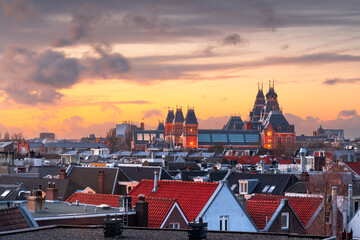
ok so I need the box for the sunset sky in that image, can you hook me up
[0,0,360,139]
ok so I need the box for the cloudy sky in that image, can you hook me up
[0,0,360,139]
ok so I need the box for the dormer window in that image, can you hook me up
[287,126,292,132]
[239,181,248,194]
[277,126,282,132]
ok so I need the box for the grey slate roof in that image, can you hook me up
[222,116,243,131]
[44,142,108,149]
[28,167,62,178]
[184,109,198,124]
[157,122,165,130]
[0,184,27,201]
[226,172,300,195]
[262,111,294,133]
[174,108,184,123]
[176,170,207,181]
[166,109,175,123]
[118,166,172,182]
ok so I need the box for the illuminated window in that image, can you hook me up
[189,141,194,146]
[267,139,272,143]
[267,131,272,136]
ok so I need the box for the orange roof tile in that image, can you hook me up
[248,194,323,227]
[344,162,360,177]
[128,180,219,221]
[246,200,279,230]
[65,192,179,228]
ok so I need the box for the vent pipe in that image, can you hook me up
[152,171,159,192]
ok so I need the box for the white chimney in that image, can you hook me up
[348,184,353,219]
[331,186,337,236]
[300,148,307,172]
[260,160,265,174]
[152,170,159,192]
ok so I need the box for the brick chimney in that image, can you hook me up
[27,189,45,212]
[59,169,67,179]
[97,170,106,194]
[136,194,148,227]
[45,182,58,201]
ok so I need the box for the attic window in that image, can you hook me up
[0,190,11,197]
[239,181,248,194]
[262,185,270,192]
[268,185,276,193]
[287,126,292,132]
[231,184,237,191]
[277,126,281,132]
[281,212,289,229]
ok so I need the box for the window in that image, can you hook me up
[267,131,272,137]
[287,137,291,143]
[277,136,282,144]
[0,189,11,197]
[143,134,150,141]
[355,201,359,213]
[262,185,270,193]
[169,222,180,229]
[137,133,143,140]
[268,185,276,193]
[281,212,289,229]
[239,181,248,194]
[219,216,229,231]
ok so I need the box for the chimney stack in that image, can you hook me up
[332,186,337,236]
[45,182,58,201]
[136,194,148,227]
[152,171,159,192]
[348,184,353,220]
[27,189,45,212]
[98,170,106,194]
[260,160,265,174]
[59,169,67,179]
[300,148,307,172]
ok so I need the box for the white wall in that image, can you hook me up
[348,209,360,238]
[199,184,257,232]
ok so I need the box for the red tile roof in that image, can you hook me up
[131,196,177,228]
[277,159,294,165]
[66,192,121,207]
[128,180,219,221]
[65,192,179,228]
[344,162,360,177]
[247,194,323,227]
[0,206,30,231]
[246,200,280,230]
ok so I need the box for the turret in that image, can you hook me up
[172,107,184,145]
[165,109,174,136]
[249,83,265,122]
[183,108,198,148]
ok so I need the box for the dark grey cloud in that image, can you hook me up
[323,77,360,85]
[221,33,245,46]
[86,45,130,79]
[122,13,170,32]
[0,0,39,28]
[53,4,101,47]
[338,109,357,118]
[0,45,130,105]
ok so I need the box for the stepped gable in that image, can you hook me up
[184,108,198,124]
[128,179,219,221]
[263,111,294,133]
[248,194,323,227]
[246,200,280,230]
[173,108,184,123]
[223,116,243,130]
[166,109,175,123]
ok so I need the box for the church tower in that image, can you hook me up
[173,107,184,145]
[260,80,280,121]
[182,108,198,148]
[249,82,265,122]
[165,108,174,136]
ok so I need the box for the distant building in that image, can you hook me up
[39,133,55,142]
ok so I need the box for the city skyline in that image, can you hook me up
[0,0,359,139]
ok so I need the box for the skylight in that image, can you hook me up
[1,190,11,197]
[262,185,270,192]
[268,185,276,193]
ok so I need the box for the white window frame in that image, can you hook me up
[220,215,229,231]
[239,180,248,194]
[281,212,289,230]
[169,222,180,229]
